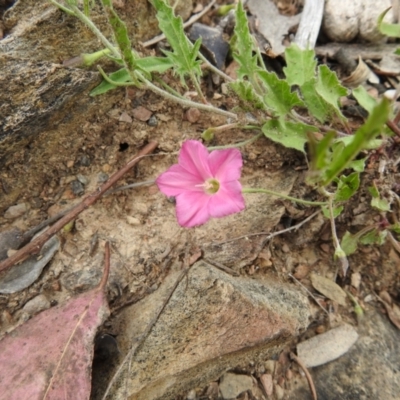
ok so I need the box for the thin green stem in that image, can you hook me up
[323,188,349,275]
[136,71,238,120]
[49,0,76,15]
[69,4,120,59]
[190,71,207,104]
[242,188,327,206]
[208,132,263,150]
[154,76,186,99]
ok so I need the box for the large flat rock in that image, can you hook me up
[99,261,310,400]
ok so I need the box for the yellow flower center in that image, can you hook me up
[204,178,220,194]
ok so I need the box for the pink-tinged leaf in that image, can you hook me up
[0,245,111,400]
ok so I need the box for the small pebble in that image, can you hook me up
[119,111,132,123]
[320,243,331,253]
[102,164,111,173]
[70,180,85,196]
[30,197,43,209]
[75,154,91,167]
[186,389,197,400]
[219,373,253,399]
[281,244,290,253]
[126,216,141,226]
[264,360,276,374]
[274,384,284,399]
[132,106,152,121]
[77,174,89,186]
[22,294,51,315]
[186,107,201,123]
[4,203,28,219]
[147,115,158,127]
[98,172,109,183]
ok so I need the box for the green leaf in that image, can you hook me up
[371,197,391,212]
[301,78,333,122]
[323,98,391,185]
[391,222,400,234]
[360,229,387,245]
[151,0,202,85]
[258,71,304,116]
[334,172,360,201]
[232,0,260,81]
[335,135,383,150]
[352,85,377,114]
[348,158,366,172]
[315,65,347,120]
[341,231,359,256]
[262,119,317,152]
[229,80,266,109]
[284,44,316,86]
[321,205,343,218]
[101,0,137,75]
[90,57,174,96]
[309,131,336,171]
[378,7,400,38]
[368,185,379,198]
[90,68,131,96]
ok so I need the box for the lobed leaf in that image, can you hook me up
[258,71,304,117]
[314,65,347,121]
[334,172,360,202]
[262,119,317,152]
[151,0,202,85]
[352,85,377,114]
[232,0,260,82]
[284,44,316,87]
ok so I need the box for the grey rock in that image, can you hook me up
[219,373,253,400]
[22,294,51,315]
[4,203,27,219]
[0,236,60,294]
[287,309,400,399]
[0,228,23,261]
[104,261,310,400]
[70,180,84,196]
[147,115,158,127]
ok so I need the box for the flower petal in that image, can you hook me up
[175,191,211,227]
[178,140,212,180]
[208,180,245,218]
[156,164,204,197]
[208,148,243,182]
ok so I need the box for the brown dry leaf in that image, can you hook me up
[379,290,400,330]
[310,273,347,306]
[0,246,110,400]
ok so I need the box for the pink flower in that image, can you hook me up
[156,140,245,227]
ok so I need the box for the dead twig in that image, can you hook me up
[386,120,400,138]
[0,141,158,273]
[203,257,239,276]
[212,210,321,246]
[290,352,317,400]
